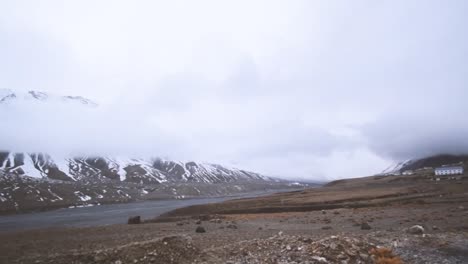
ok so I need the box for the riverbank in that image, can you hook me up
[0,188,300,232]
[1,174,467,263]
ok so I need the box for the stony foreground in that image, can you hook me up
[1,202,467,264]
[1,174,467,264]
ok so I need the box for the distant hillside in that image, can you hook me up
[380,154,468,175]
[0,152,308,214]
[0,89,307,214]
[399,154,468,172]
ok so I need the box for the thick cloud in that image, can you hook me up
[0,1,467,180]
[362,104,468,161]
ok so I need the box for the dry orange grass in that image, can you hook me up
[370,247,403,264]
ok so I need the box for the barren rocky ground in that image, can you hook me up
[0,174,467,264]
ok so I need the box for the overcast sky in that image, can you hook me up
[1,1,467,181]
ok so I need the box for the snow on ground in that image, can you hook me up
[68,204,98,209]
[48,188,63,201]
[21,154,43,179]
[116,190,131,198]
[108,157,131,182]
[74,191,92,201]
[0,153,15,169]
[379,159,413,175]
[0,193,7,202]
[50,155,75,180]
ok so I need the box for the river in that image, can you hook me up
[0,189,294,232]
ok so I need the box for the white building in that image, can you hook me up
[402,170,413,175]
[434,166,464,176]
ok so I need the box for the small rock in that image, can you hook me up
[322,226,333,230]
[176,222,183,226]
[195,226,206,233]
[321,210,326,214]
[432,225,439,230]
[311,256,328,263]
[199,215,211,221]
[127,215,141,224]
[227,224,238,229]
[361,222,372,230]
[408,225,425,234]
[94,255,105,262]
[195,220,202,225]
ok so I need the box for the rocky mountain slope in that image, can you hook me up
[0,90,305,214]
[0,152,302,214]
[397,154,467,172]
[379,154,468,175]
[0,152,270,184]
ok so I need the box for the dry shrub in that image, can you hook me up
[370,247,403,264]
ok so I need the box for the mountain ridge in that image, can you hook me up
[0,152,273,184]
[379,154,468,175]
[0,89,305,214]
[0,89,98,106]
[0,152,303,214]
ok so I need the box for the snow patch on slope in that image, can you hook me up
[74,191,91,201]
[21,154,43,179]
[379,159,414,175]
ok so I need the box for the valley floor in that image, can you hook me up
[1,174,467,264]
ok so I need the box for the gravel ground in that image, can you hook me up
[1,202,467,263]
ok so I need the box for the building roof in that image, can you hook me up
[435,166,464,170]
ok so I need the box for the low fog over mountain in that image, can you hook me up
[1,1,468,181]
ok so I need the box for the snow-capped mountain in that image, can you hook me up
[0,152,300,214]
[0,89,97,106]
[0,90,306,213]
[0,152,270,184]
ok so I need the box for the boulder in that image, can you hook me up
[199,215,211,221]
[361,222,372,230]
[195,226,206,233]
[127,216,141,224]
[408,225,425,234]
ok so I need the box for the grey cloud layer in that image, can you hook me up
[0,1,467,180]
